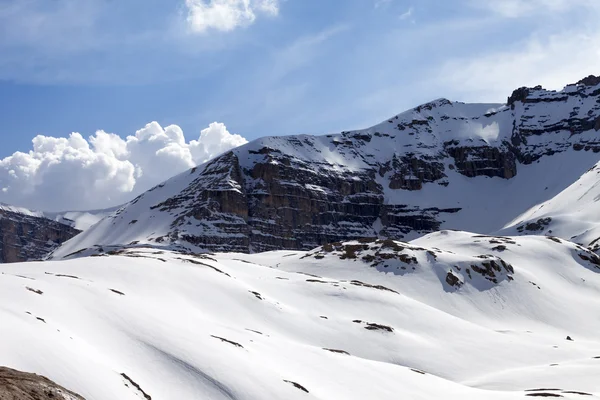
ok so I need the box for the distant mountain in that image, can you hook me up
[54,75,600,257]
[44,206,121,231]
[0,204,81,263]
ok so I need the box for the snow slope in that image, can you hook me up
[500,160,600,249]
[3,231,600,399]
[0,202,117,232]
[44,206,120,231]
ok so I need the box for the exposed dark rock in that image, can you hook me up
[0,366,85,399]
[249,291,263,300]
[445,271,462,288]
[121,373,151,400]
[508,87,530,107]
[364,322,394,332]
[323,348,350,355]
[0,209,80,263]
[349,280,399,294]
[210,335,244,348]
[517,218,552,233]
[445,145,517,179]
[283,380,309,393]
[74,74,600,254]
[577,75,600,87]
[383,155,446,190]
[25,287,43,295]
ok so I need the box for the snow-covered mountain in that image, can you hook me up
[0,202,123,263]
[0,204,81,263]
[5,75,600,400]
[53,75,600,257]
[3,232,600,399]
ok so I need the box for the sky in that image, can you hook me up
[0,0,599,211]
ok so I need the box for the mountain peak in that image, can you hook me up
[51,74,600,258]
[577,74,600,87]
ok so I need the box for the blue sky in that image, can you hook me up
[0,0,599,210]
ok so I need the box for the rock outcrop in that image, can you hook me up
[0,366,84,399]
[53,75,600,256]
[0,208,80,263]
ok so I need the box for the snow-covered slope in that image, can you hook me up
[1,202,119,232]
[500,159,600,249]
[44,206,120,231]
[53,75,600,257]
[3,231,600,399]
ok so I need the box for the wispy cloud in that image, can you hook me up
[374,0,392,9]
[437,28,600,102]
[472,0,599,18]
[268,24,349,82]
[431,0,600,101]
[0,0,265,84]
[399,6,414,20]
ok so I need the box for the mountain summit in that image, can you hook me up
[53,75,600,257]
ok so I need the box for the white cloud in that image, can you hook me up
[185,0,279,33]
[399,7,414,20]
[437,27,600,102]
[0,122,247,212]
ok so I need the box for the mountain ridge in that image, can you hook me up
[51,74,600,257]
[0,206,80,263]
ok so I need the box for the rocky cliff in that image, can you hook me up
[53,75,600,256]
[0,207,80,263]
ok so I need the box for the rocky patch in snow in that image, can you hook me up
[0,367,84,399]
[307,237,515,289]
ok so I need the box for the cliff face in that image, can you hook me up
[53,75,600,256]
[0,208,80,263]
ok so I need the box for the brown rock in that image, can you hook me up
[445,145,517,179]
[0,366,85,399]
[0,210,80,263]
[577,75,600,87]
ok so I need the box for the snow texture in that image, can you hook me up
[3,232,600,399]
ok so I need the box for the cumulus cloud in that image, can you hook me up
[0,122,247,212]
[185,0,279,33]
